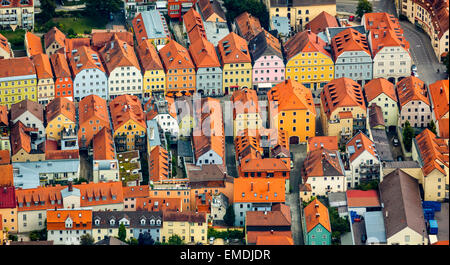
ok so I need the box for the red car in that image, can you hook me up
[349,16,355,21]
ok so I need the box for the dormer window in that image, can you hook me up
[141,219,146,225]
[26,202,30,207]
[95,196,100,201]
[150,219,155,225]
[112,195,117,200]
[102,196,107,201]
[156,220,161,225]
[110,219,115,225]
[95,219,100,226]
[88,197,93,202]
[51,200,55,205]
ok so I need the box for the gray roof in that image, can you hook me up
[327,25,366,40]
[94,236,128,245]
[92,211,163,229]
[147,119,161,148]
[364,211,387,244]
[328,192,347,205]
[371,129,393,161]
[139,10,169,40]
[61,187,81,198]
[248,30,283,63]
[382,161,421,169]
[271,16,290,36]
[270,0,337,7]
[178,139,193,158]
[379,169,427,240]
[204,21,230,46]
[13,159,80,189]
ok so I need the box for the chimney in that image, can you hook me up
[315,213,320,218]
[251,182,253,191]
[68,178,73,192]
[270,230,273,234]
[315,203,319,208]
[386,211,388,218]
[316,35,318,44]
[267,181,270,191]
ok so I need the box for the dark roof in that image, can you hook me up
[248,30,283,63]
[370,129,394,161]
[327,25,366,40]
[379,169,427,239]
[246,204,291,227]
[369,104,385,128]
[94,236,128,245]
[92,211,163,229]
[177,139,193,157]
[10,241,54,245]
[188,164,227,182]
[10,99,44,122]
[270,0,337,7]
[0,186,16,209]
[382,161,421,169]
[197,0,226,21]
[163,211,206,223]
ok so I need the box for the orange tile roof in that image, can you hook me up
[321,77,366,119]
[159,39,195,70]
[25,32,43,56]
[44,27,66,50]
[50,52,71,78]
[246,231,292,244]
[16,185,65,212]
[217,32,252,65]
[331,28,371,60]
[45,149,79,160]
[46,97,76,123]
[0,150,10,165]
[31,53,54,79]
[149,145,170,182]
[268,79,316,115]
[255,235,294,245]
[364,12,404,32]
[10,121,31,156]
[284,30,331,61]
[396,76,430,107]
[78,94,110,146]
[429,79,449,120]
[0,33,12,58]
[47,209,92,230]
[99,34,141,75]
[93,127,116,161]
[438,118,449,139]
[415,129,449,176]
[0,105,7,126]
[235,128,289,157]
[432,240,450,245]
[136,196,182,212]
[64,37,91,56]
[74,181,124,207]
[0,164,13,187]
[308,136,339,151]
[246,204,291,227]
[364,77,397,102]
[183,8,207,43]
[92,31,133,50]
[369,29,410,57]
[235,12,263,41]
[302,148,343,182]
[346,131,378,162]
[346,190,380,208]
[136,39,164,71]
[305,11,339,34]
[0,57,36,78]
[68,45,105,76]
[231,87,260,119]
[109,94,146,131]
[122,185,149,199]
[0,0,33,8]
[188,37,221,69]
[233,177,285,203]
[303,198,331,233]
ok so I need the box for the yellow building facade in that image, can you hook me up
[46,98,76,141]
[143,69,166,98]
[223,63,253,94]
[113,120,146,151]
[231,88,262,137]
[160,214,208,244]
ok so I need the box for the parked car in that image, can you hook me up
[349,15,355,21]
[411,65,417,72]
[397,156,404,161]
[209,237,215,245]
[393,138,399,147]
[361,234,367,244]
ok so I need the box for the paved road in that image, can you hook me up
[287,144,308,245]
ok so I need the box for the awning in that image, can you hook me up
[175,92,183,97]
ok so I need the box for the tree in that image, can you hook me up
[328,207,350,245]
[168,234,184,245]
[356,0,373,18]
[8,234,18,241]
[80,234,94,245]
[128,238,139,245]
[29,227,47,241]
[402,120,415,152]
[40,0,56,22]
[67,28,76,37]
[118,223,127,242]
[85,0,122,18]
[138,232,155,245]
[427,120,437,135]
[223,205,235,226]
[223,0,270,30]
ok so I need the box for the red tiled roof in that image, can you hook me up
[364,78,397,102]
[149,145,170,182]
[0,186,16,208]
[0,150,10,165]
[68,45,105,76]
[46,97,76,123]
[25,32,43,56]
[217,32,252,65]
[305,11,339,34]
[0,57,36,78]
[92,31,133,50]
[331,28,371,60]
[16,185,65,212]
[233,177,285,203]
[303,199,331,233]
[136,39,164,71]
[231,87,260,119]
[308,136,339,151]
[246,231,292,244]
[75,181,124,207]
[109,94,146,131]
[31,53,54,79]
[268,79,316,115]
[136,196,182,212]
[188,37,221,69]
[0,0,33,8]
[10,121,31,156]
[235,12,263,42]
[429,79,449,120]
[346,190,380,208]
[50,53,71,78]
[284,30,331,61]
[302,148,343,182]
[0,105,7,126]
[47,209,92,230]
[396,76,430,107]
[0,33,12,58]
[159,39,195,70]
[255,235,294,245]
[346,131,378,162]
[10,99,44,123]
[0,164,13,187]
[415,129,449,176]
[122,185,149,199]
[99,34,141,75]
[93,127,116,161]
[246,204,291,227]
[44,27,66,50]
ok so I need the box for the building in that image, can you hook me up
[69,181,125,211]
[146,119,162,152]
[195,0,229,46]
[44,27,66,56]
[428,79,449,139]
[0,33,13,59]
[396,76,432,128]
[136,39,166,99]
[47,209,92,245]
[284,30,334,102]
[91,31,134,52]
[109,95,146,152]
[362,12,411,84]
[50,53,73,101]
[117,150,143,186]
[265,0,337,31]
[122,185,149,211]
[31,53,55,105]
[302,148,346,196]
[304,11,339,34]
[124,0,159,20]
[233,177,285,226]
[188,37,223,97]
[99,35,142,100]
[92,211,162,243]
[175,95,197,138]
[249,30,285,93]
[364,78,399,129]
[46,97,76,141]
[149,181,191,211]
[0,57,37,108]
[364,211,387,244]
[148,145,170,182]
[77,95,110,149]
[234,12,263,42]
[146,96,179,138]
[0,186,17,234]
[183,8,207,46]
[159,39,196,97]
[245,204,292,245]
[270,16,291,39]
[0,0,34,30]
[307,136,338,152]
[412,129,449,201]
[211,193,229,223]
[231,88,262,137]
[331,28,372,86]
[379,169,428,245]
[192,97,224,166]
[10,121,45,163]
[345,131,382,188]
[320,77,367,143]
[167,0,196,19]
[94,236,127,245]
[0,105,8,152]
[401,0,449,61]
[10,99,45,140]
[24,32,42,57]
[217,32,252,94]
[68,45,108,101]
[132,10,170,47]
[302,198,332,245]
[346,190,381,216]
[93,128,119,183]
[268,79,316,144]
[161,211,207,244]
